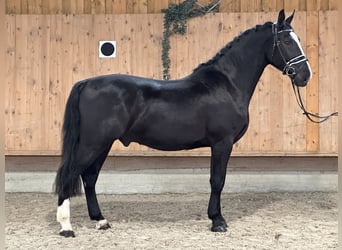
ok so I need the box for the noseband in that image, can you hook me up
[272,23,308,78]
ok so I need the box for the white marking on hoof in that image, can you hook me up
[56,199,73,232]
[96,219,109,230]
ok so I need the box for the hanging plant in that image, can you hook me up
[161,0,221,80]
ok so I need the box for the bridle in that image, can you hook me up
[272,23,308,79]
[271,23,338,123]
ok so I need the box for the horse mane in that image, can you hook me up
[193,21,273,72]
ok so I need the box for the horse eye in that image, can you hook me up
[284,39,292,45]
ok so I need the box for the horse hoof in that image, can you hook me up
[211,219,228,232]
[211,224,227,232]
[59,230,75,238]
[96,219,111,230]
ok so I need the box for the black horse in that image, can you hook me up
[54,10,311,237]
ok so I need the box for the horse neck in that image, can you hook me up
[216,28,272,103]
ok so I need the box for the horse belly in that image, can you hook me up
[121,116,208,151]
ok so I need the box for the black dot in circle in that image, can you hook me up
[101,42,115,56]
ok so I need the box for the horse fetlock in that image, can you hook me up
[95,219,111,230]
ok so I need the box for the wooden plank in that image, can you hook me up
[240,0,261,12]
[261,0,276,11]
[20,0,29,14]
[126,0,147,13]
[114,14,133,74]
[41,0,50,14]
[26,15,44,149]
[48,15,63,151]
[306,0,319,11]
[168,0,180,5]
[5,15,16,152]
[284,0,299,11]
[276,0,284,10]
[69,0,85,14]
[267,67,285,152]
[298,0,307,10]
[12,15,29,151]
[107,0,127,14]
[94,0,106,14]
[329,0,338,10]
[62,0,71,14]
[318,11,338,153]
[319,0,329,10]
[147,0,168,13]
[71,15,83,82]
[126,0,134,13]
[146,14,163,79]
[186,13,208,76]
[6,0,21,14]
[44,0,62,14]
[27,0,42,14]
[40,16,51,150]
[84,0,93,14]
[305,11,319,152]
[220,0,240,12]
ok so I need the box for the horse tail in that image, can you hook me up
[54,81,87,197]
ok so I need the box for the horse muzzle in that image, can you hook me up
[285,60,312,87]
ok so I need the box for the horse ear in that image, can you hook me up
[285,10,295,24]
[277,9,285,26]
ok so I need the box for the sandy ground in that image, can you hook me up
[5,192,337,250]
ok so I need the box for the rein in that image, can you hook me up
[272,23,338,123]
[292,84,338,123]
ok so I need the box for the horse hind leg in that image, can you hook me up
[56,178,80,237]
[56,164,84,237]
[56,198,74,237]
[55,143,110,237]
[81,146,112,230]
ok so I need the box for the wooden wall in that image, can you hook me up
[5,0,339,14]
[4,10,338,156]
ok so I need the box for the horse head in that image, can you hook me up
[268,9,312,87]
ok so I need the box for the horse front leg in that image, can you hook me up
[208,140,232,232]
